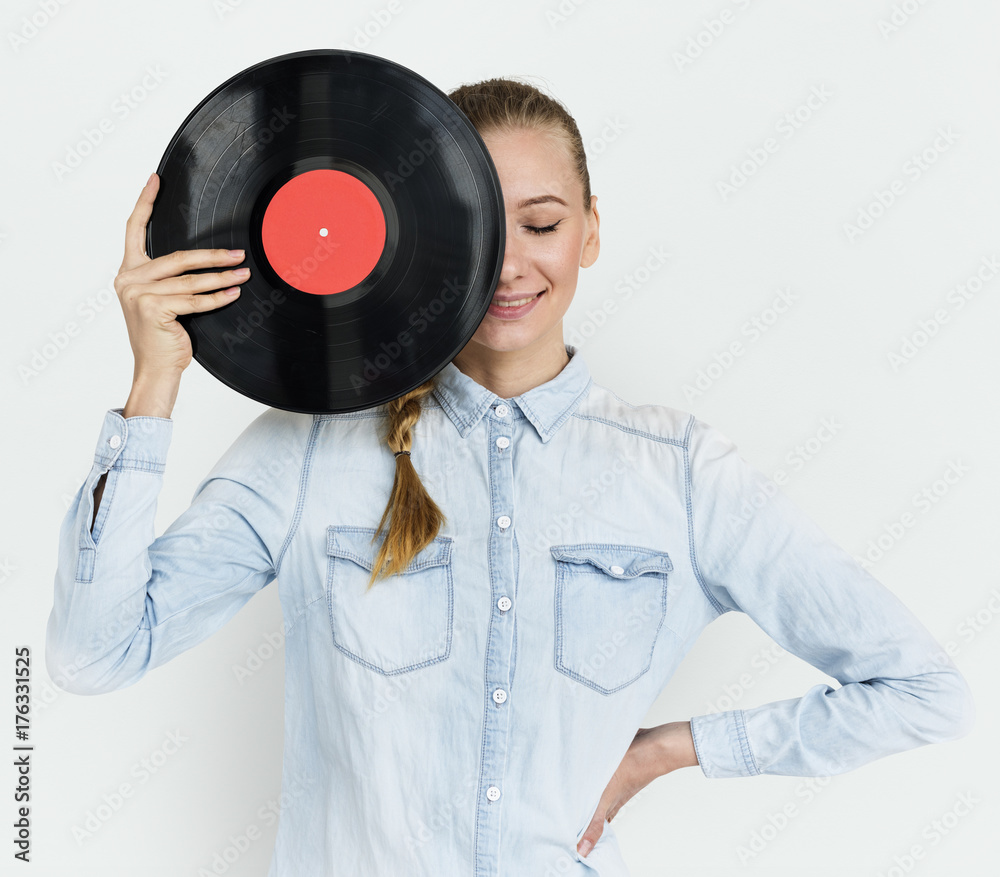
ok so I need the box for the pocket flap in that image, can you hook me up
[327,525,453,574]
[549,543,673,578]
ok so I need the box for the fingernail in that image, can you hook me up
[147,172,156,186]
[228,249,245,257]
[578,839,593,857]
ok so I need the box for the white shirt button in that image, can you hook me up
[495,404,509,417]
[497,596,512,612]
[492,688,507,704]
[496,436,510,450]
[108,435,122,449]
[486,785,501,801]
[610,565,624,575]
[497,515,511,530]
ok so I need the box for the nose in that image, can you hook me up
[497,223,526,287]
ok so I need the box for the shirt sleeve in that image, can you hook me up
[45,407,312,696]
[684,417,975,778]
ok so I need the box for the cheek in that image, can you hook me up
[539,233,584,283]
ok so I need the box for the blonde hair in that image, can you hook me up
[366,76,592,588]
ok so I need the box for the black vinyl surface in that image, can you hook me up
[146,49,505,413]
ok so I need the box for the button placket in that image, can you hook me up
[475,403,518,867]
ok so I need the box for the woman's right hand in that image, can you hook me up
[115,172,251,418]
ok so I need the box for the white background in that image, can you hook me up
[2,0,998,874]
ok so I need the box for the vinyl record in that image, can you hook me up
[146,49,505,413]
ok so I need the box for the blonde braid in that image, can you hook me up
[367,379,446,589]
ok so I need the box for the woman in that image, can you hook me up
[47,78,974,875]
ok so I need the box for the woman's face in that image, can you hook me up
[460,126,600,359]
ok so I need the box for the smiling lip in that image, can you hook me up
[487,290,545,319]
[492,292,541,306]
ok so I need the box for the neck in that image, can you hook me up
[451,337,571,399]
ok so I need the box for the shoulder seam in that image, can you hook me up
[572,380,691,446]
[570,411,688,447]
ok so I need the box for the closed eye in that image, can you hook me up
[524,220,562,235]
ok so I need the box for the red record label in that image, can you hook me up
[261,169,387,295]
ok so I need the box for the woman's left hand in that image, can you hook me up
[577,721,698,858]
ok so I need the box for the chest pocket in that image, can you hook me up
[326,525,454,676]
[551,543,672,695]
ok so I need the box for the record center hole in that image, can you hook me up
[319,227,329,237]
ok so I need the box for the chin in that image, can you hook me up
[473,323,561,353]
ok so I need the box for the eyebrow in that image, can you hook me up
[516,195,568,210]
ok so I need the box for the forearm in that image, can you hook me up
[691,664,973,780]
[654,721,700,777]
[123,368,183,420]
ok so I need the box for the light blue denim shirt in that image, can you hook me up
[47,343,973,876]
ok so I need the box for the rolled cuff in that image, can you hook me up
[690,709,760,778]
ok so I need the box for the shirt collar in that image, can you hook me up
[431,344,592,443]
